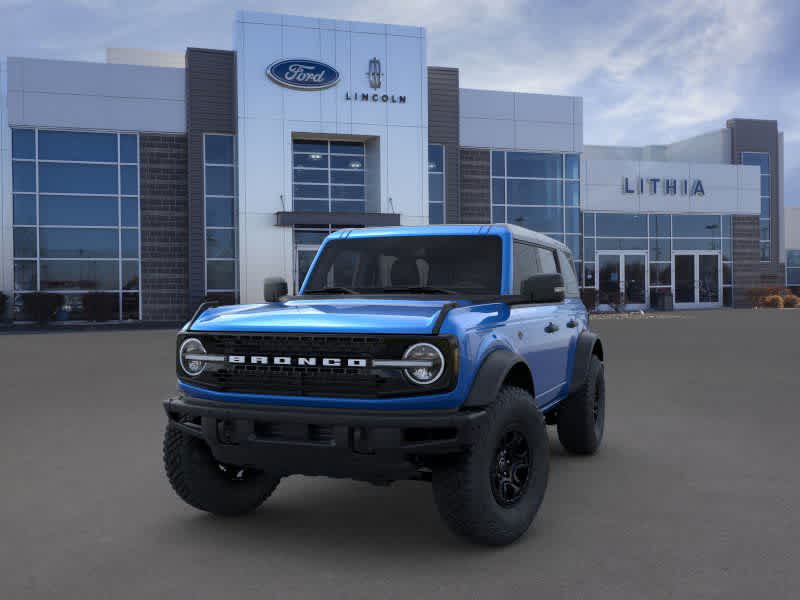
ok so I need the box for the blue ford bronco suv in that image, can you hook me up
[163,224,605,545]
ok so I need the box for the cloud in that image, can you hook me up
[0,0,796,203]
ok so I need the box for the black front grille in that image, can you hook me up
[179,333,456,399]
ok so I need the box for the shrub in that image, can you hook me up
[22,292,64,324]
[0,291,7,321]
[762,295,784,309]
[782,294,799,308]
[83,292,118,322]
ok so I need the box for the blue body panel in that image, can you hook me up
[181,225,588,412]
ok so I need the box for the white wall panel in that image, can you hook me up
[459,117,514,149]
[7,57,185,132]
[514,92,572,123]
[387,34,423,127]
[459,88,581,153]
[460,89,514,120]
[349,33,388,126]
[514,121,574,152]
[583,157,759,215]
[235,11,427,302]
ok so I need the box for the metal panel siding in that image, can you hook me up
[427,67,460,223]
[139,134,189,321]
[459,149,490,224]
[186,48,237,312]
[727,119,781,269]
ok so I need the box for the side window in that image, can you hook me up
[536,247,560,274]
[513,241,540,293]
[557,249,580,298]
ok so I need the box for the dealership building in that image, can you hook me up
[0,10,794,321]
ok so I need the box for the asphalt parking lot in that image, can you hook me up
[1,309,799,599]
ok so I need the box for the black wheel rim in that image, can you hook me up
[490,428,532,507]
[593,373,605,438]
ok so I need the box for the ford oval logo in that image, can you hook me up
[267,59,340,90]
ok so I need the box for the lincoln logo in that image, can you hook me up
[266,59,341,90]
[227,355,368,367]
[367,57,382,89]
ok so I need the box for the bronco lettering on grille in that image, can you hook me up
[226,355,369,368]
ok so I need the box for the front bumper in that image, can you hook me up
[163,394,487,482]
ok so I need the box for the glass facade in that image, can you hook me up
[491,150,581,272]
[204,134,238,301]
[292,140,365,213]
[11,128,141,320]
[428,144,444,224]
[742,152,770,261]
[787,250,800,287]
[583,213,733,306]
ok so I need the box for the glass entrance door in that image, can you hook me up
[672,252,721,308]
[596,252,648,310]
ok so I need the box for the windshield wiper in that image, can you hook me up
[381,286,458,295]
[304,286,359,295]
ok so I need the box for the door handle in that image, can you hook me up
[566,319,578,328]
[544,322,559,333]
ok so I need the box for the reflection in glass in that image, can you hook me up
[39,163,118,194]
[207,260,236,290]
[40,261,119,290]
[39,228,118,258]
[38,130,117,162]
[40,195,118,226]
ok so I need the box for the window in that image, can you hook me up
[11,128,140,320]
[491,150,582,284]
[788,250,800,287]
[581,212,734,305]
[513,242,541,293]
[292,140,365,212]
[558,250,580,298]
[204,134,238,298]
[742,152,770,261]
[429,144,445,224]
[305,236,502,295]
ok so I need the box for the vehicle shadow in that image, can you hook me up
[156,436,583,559]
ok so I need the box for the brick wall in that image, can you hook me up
[459,149,490,224]
[139,134,189,322]
[732,215,787,307]
[732,216,761,307]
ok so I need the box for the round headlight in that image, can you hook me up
[179,337,207,377]
[403,343,445,385]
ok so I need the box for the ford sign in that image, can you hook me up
[267,59,340,90]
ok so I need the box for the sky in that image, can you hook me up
[1,0,798,205]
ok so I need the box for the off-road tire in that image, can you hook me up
[557,355,605,455]
[432,386,549,546]
[163,425,280,516]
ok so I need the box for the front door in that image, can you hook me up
[672,252,721,309]
[596,252,648,311]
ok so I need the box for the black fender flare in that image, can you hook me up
[568,331,604,396]
[462,349,531,408]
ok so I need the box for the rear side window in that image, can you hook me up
[513,241,541,293]
[557,249,580,298]
[536,247,559,274]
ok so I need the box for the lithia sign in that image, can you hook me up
[623,177,705,196]
[267,57,406,103]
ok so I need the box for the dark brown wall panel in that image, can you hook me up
[459,149,490,224]
[186,48,237,311]
[428,67,460,223]
[139,134,189,321]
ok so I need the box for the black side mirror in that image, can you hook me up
[521,273,565,303]
[263,277,288,302]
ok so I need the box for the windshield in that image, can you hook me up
[303,235,502,296]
